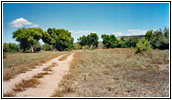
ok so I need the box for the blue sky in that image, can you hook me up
[3,3,169,43]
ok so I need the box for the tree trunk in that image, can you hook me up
[23,48,26,52]
[31,45,34,53]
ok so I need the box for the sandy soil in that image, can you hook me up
[3,53,74,97]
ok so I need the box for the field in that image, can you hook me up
[3,51,65,81]
[53,48,169,97]
[3,49,169,97]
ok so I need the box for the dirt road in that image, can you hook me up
[3,53,74,97]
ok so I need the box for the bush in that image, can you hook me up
[82,45,89,50]
[42,43,52,51]
[135,38,152,53]
[73,43,81,50]
[33,42,41,52]
[3,43,19,52]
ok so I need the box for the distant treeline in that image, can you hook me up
[3,27,169,53]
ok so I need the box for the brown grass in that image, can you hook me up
[3,51,64,81]
[13,78,40,92]
[52,49,169,97]
[11,62,58,94]
[3,92,15,97]
[33,72,50,79]
[43,62,58,72]
[59,53,72,61]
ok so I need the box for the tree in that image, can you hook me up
[149,28,169,49]
[145,30,153,41]
[77,35,88,47]
[77,33,99,49]
[125,38,138,48]
[101,34,118,48]
[13,28,44,52]
[87,33,99,48]
[42,28,74,51]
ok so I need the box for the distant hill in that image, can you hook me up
[117,35,145,40]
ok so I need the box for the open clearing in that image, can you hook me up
[3,49,169,97]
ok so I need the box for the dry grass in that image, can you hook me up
[33,72,50,79]
[3,92,15,97]
[11,62,58,94]
[51,51,83,97]
[3,51,64,81]
[13,78,40,92]
[52,48,169,97]
[43,62,58,72]
[59,53,72,61]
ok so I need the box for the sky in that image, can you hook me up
[3,3,169,43]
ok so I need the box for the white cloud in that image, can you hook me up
[30,24,39,27]
[72,30,96,34]
[113,32,123,36]
[128,29,147,35]
[9,18,39,28]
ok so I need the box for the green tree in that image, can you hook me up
[42,28,73,51]
[77,35,88,47]
[149,28,169,49]
[124,38,138,48]
[101,34,118,48]
[78,33,99,49]
[145,30,153,41]
[13,28,44,52]
[87,33,99,48]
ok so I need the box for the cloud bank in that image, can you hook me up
[9,18,38,28]
[71,30,97,34]
[128,29,147,35]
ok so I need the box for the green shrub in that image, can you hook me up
[33,42,41,52]
[42,43,52,51]
[3,43,19,52]
[73,43,81,50]
[135,38,152,53]
[82,45,89,50]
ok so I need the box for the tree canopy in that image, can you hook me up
[42,28,74,51]
[13,28,44,52]
[78,33,99,49]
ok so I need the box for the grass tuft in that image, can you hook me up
[13,78,40,92]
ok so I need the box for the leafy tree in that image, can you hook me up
[145,30,153,41]
[78,35,88,47]
[87,33,99,48]
[78,33,99,49]
[148,28,169,49]
[101,34,118,48]
[13,28,44,52]
[136,38,152,53]
[125,38,139,48]
[42,28,73,51]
